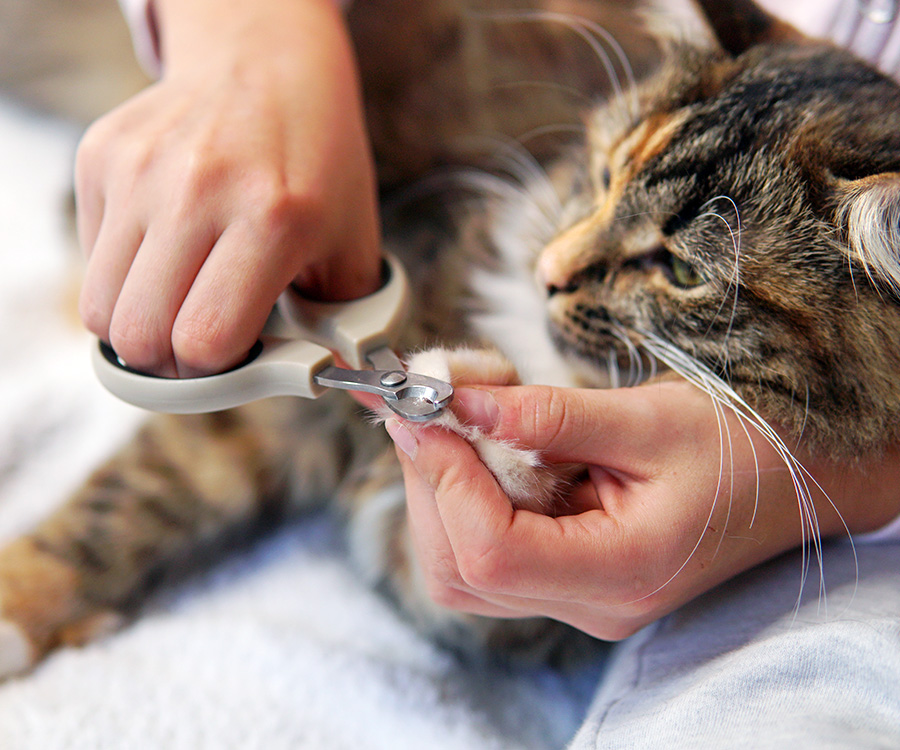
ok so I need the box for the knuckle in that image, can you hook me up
[422,552,464,593]
[108,311,167,371]
[541,386,576,444]
[170,311,231,372]
[171,149,224,207]
[456,543,507,593]
[246,176,325,246]
[75,118,109,168]
[75,119,120,196]
[425,580,467,611]
[503,385,568,445]
[78,290,110,340]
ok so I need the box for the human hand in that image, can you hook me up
[383,380,900,639]
[76,0,381,377]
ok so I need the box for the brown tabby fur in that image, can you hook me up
[1,0,900,673]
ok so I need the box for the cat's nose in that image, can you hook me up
[537,240,586,296]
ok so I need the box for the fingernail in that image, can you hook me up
[454,388,500,432]
[385,418,418,460]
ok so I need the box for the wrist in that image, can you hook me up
[152,0,346,76]
[815,443,900,536]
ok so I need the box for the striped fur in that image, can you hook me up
[2,0,900,673]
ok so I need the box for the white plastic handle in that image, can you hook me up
[93,337,335,414]
[277,252,409,369]
[92,253,410,413]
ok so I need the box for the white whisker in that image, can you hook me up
[638,389,729,599]
[468,9,639,118]
[516,123,588,145]
[734,413,761,529]
[711,396,736,562]
[611,323,644,386]
[460,134,563,221]
[489,79,595,108]
[636,332,854,613]
[444,168,559,239]
[696,195,742,365]
[607,347,621,389]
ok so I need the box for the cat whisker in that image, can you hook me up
[457,133,563,224]
[794,380,812,453]
[467,9,639,119]
[436,168,559,240]
[631,387,731,600]
[636,332,856,613]
[606,347,621,389]
[488,80,596,109]
[611,323,645,386]
[696,195,742,366]
[714,397,738,562]
[734,412,762,529]
[515,122,589,146]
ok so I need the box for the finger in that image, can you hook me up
[78,214,145,344]
[454,382,695,473]
[290,197,382,302]
[74,124,109,258]
[73,173,105,260]
[389,432,525,619]
[106,221,217,377]
[406,424,631,602]
[172,217,306,377]
[390,422,672,630]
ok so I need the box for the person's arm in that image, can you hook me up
[384,381,900,638]
[78,0,380,378]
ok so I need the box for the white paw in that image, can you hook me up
[404,347,573,512]
[0,611,34,679]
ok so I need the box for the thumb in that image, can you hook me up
[452,382,689,469]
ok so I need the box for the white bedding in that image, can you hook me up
[0,99,602,749]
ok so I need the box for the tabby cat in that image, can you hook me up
[1,0,900,676]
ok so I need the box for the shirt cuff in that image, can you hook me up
[855,511,900,545]
[118,0,162,78]
[118,0,354,79]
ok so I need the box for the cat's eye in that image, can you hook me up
[669,255,706,288]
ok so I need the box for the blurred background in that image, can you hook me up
[0,0,147,124]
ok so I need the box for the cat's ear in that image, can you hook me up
[692,0,805,56]
[835,174,900,295]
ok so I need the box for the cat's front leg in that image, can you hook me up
[343,346,586,660]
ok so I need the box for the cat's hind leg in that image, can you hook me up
[0,395,383,678]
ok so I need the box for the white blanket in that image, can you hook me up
[0,100,601,749]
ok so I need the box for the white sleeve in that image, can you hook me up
[757,0,900,81]
[118,0,162,77]
[117,0,354,78]
[855,512,900,545]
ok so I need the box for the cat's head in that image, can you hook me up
[539,0,900,455]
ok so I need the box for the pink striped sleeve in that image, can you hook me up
[758,0,900,80]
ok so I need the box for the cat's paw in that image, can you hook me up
[0,614,34,678]
[403,347,579,513]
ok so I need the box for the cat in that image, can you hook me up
[1,0,900,677]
